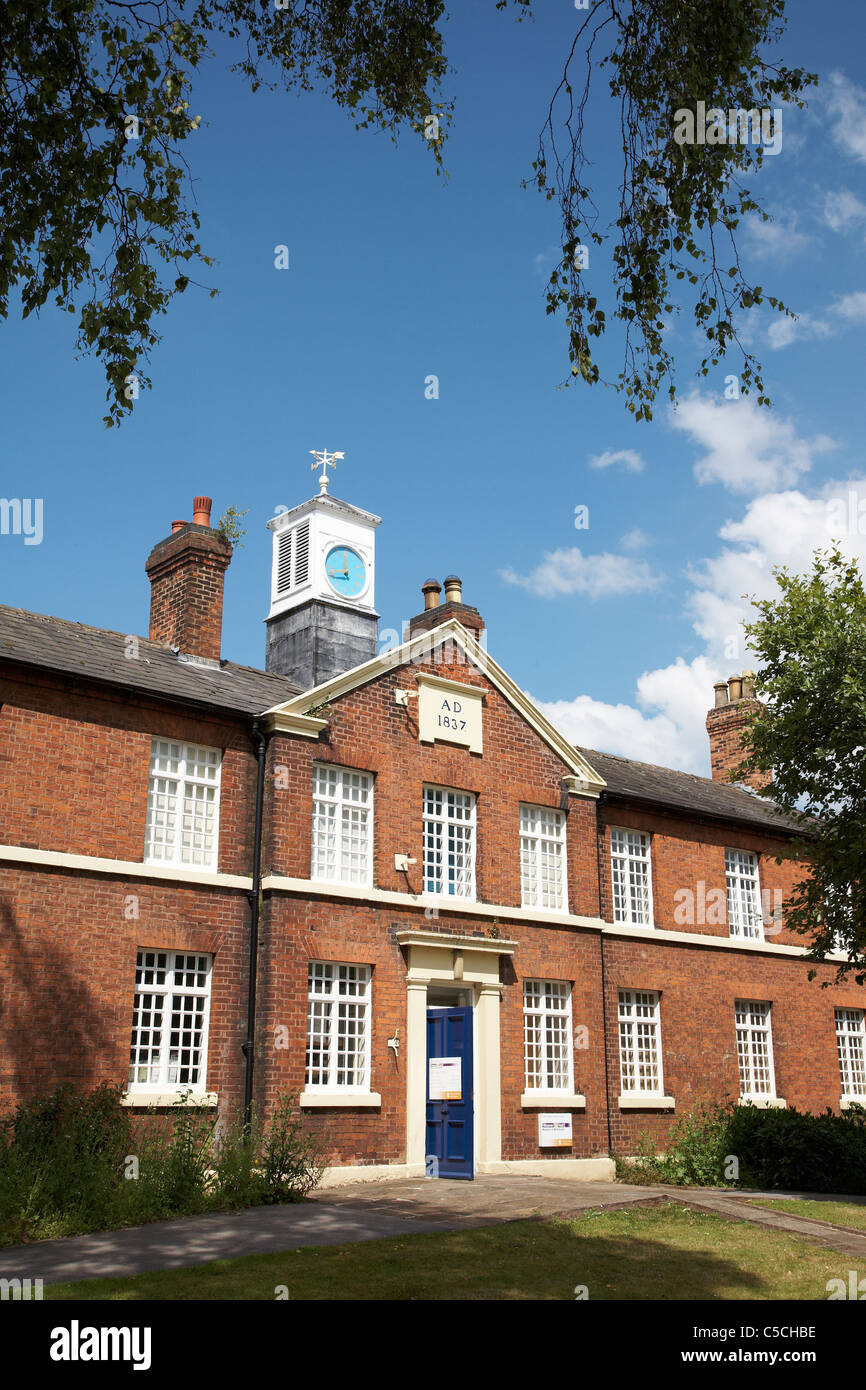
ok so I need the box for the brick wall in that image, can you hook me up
[602,936,865,1153]
[706,697,771,791]
[0,643,860,1171]
[145,525,231,661]
[0,866,250,1113]
[0,672,257,874]
[597,802,807,946]
[265,652,599,915]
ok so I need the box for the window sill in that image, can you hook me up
[311,874,374,891]
[618,1094,675,1110]
[421,892,477,906]
[840,1096,866,1110]
[142,857,219,875]
[614,920,655,931]
[520,1092,586,1110]
[121,1092,218,1108]
[738,1096,786,1109]
[300,1092,382,1109]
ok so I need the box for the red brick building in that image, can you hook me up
[1,480,863,1184]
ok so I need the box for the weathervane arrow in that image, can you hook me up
[310,448,345,494]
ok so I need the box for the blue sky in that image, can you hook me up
[3,2,866,774]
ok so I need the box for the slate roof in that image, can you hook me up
[0,605,300,716]
[579,745,807,837]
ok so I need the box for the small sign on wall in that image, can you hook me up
[417,674,484,755]
[429,1057,462,1101]
[538,1113,573,1148]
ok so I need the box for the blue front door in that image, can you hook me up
[426,1006,474,1180]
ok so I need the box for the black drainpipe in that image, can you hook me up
[595,794,614,1156]
[243,719,268,1131]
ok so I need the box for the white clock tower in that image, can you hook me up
[264,450,381,690]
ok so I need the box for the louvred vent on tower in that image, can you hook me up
[276,519,311,598]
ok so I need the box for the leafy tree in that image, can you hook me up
[739,548,866,984]
[517,0,816,420]
[2,1,814,424]
[1,0,448,424]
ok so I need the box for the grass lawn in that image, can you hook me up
[46,1202,853,1301]
[749,1198,866,1232]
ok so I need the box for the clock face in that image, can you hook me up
[325,545,366,599]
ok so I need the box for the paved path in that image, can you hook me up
[653,1186,866,1264]
[308,1174,656,1222]
[0,1204,450,1286]
[1,1176,864,1287]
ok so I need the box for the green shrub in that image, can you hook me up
[726,1103,866,1194]
[622,1096,736,1187]
[0,1085,321,1245]
[620,1097,866,1194]
[209,1109,265,1209]
[0,1082,132,1242]
[259,1095,324,1202]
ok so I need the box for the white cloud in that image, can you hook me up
[619,527,650,551]
[831,290,866,322]
[744,215,809,261]
[758,290,866,351]
[499,547,659,598]
[686,483,866,662]
[588,448,645,473]
[823,188,866,231]
[767,311,832,350]
[533,247,558,275]
[824,72,866,162]
[669,392,835,493]
[534,693,696,770]
[534,477,866,775]
[534,657,721,772]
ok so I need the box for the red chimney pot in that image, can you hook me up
[193,496,212,527]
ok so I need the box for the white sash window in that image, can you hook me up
[736,1000,776,1098]
[128,950,212,1093]
[610,828,653,926]
[618,990,663,1096]
[311,764,373,886]
[422,786,476,898]
[520,805,566,911]
[306,962,371,1091]
[523,980,573,1092]
[144,739,221,870]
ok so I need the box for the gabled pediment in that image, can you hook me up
[261,617,605,794]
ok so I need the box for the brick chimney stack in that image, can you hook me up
[145,497,231,662]
[706,670,771,790]
[407,575,485,642]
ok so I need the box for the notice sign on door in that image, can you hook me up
[538,1114,573,1148]
[429,1057,462,1101]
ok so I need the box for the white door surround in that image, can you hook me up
[397,929,514,1176]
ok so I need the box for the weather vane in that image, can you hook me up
[310,448,345,495]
